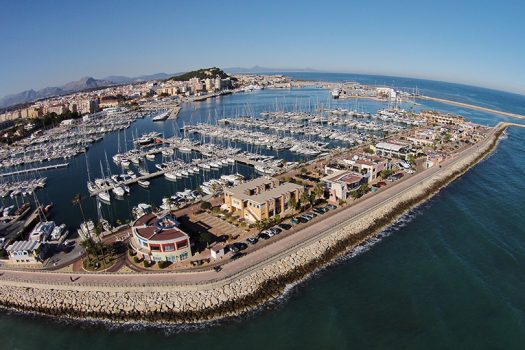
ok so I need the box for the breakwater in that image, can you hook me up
[0,123,512,325]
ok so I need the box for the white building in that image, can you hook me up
[5,240,42,264]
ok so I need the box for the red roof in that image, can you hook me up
[135,226,188,242]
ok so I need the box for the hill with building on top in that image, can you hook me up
[169,67,235,82]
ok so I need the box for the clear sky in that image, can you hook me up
[1,0,524,97]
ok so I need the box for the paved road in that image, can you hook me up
[0,124,508,288]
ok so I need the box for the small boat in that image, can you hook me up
[152,110,170,121]
[51,224,67,241]
[121,159,131,167]
[146,154,156,161]
[138,180,150,188]
[78,220,96,240]
[161,148,174,157]
[165,172,178,181]
[112,186,125,197]
[98,192,111,203]
[178,146,192,153]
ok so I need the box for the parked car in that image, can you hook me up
[299,215,311,222]
[233,242,248,251]
[258,232,271,240]
[247,237,259,245]
[226,244,240,253]
[260,229,275,237]
[326,204,337,210]
[279,223,292,230]
[231,252,246,260]
[313,208,325,214]
[302,213,314,220]
[269,227,282,235]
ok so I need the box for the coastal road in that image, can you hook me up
[0,123,510,288]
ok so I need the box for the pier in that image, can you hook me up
[90,141,285,196]
[0,163,69,177]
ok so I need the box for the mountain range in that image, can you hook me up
[0,67,315,109]
[0,73,177,109]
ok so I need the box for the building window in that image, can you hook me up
[177,240,188,249]
[150,245,161,252]
[180,252,189,261]
[163,244,175,251]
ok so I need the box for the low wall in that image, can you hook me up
[0,124,508,324]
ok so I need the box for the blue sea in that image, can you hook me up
[1,73,525,349]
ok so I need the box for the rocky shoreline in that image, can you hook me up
[0,124,508,325]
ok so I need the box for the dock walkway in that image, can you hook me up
[0,163,69,177]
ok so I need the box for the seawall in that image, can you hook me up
[0,123,512,325]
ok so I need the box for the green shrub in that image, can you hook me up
[157,260,169,269]
[200,201,212,210]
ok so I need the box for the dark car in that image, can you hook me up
[313,208,325,214]
[298,216,310,223]
[258,232,271,240]
[326,204,337,210]
[247,237,259,245]
[278,223,292,230]
[231,252,246,260]
[233,242,248,251]
[226,244,240,253]
[269,227,282,235]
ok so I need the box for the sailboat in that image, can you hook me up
[97,161,111,204]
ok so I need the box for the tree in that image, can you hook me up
[80,238,99,262]
[363,147,374,154]
[300,167,308,175]
[200,201,212,210]
[288,195,297,214]
[350,183,370,199]
[407,154,416,165]
[72,193,86,222]
[301,190,310,209]
[313,183,324,201]
[308,192,316,206]
[380,169,394,179]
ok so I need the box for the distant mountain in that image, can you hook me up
[0,77,116,109]
[225,66,318,74]
[102,72,178,84]
[0,73,178,109]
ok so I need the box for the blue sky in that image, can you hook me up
[1,0,524,97]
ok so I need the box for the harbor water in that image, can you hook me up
[1,73,525,349]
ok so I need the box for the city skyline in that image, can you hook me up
[1,0,524,97]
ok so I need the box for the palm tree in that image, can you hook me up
[72,193,86,222]
[80,238,99,262]
[301,190,310,209]
[313,183,324,201]
[288,195,297,214]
